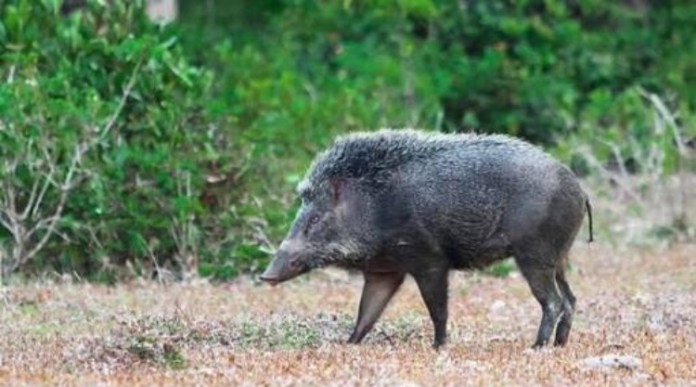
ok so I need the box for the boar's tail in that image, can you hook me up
[585,197,594,243]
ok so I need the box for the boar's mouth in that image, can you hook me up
[258,276,281,286]
[259,260,310,286]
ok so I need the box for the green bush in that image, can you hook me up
[178,0,696,276]
[180,0,696,144]
[0,0,244,280]
[1,0,694,281]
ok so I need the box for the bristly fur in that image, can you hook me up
[297,128,543,198]
[268,127,592,349]
[304,239,365,269]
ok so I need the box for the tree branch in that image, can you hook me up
[1,62,142,276]
[22,143,81,265]
[19,176,41,222]
[98,61,141,142]
[640,88,687,156]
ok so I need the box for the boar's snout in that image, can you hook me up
[259,239,308,286]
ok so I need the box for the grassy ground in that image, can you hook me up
[0,242,694,386]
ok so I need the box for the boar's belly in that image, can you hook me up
[444,232,513,270]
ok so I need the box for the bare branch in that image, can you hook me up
[0,211,13,232]
[1,61,142,277]
[0,185,24,249]
[86,226,105,252]
[0,193,21,243]
[6,65,15,83]
[16,138,40,221]
[640,88,687,156]
[19,178,42,222]
[24,215,60,240]
[22,144,81,264]
[21,192,67,265]
[601,140,629,178]
[98,61,142,142]
[5,180,17,220]
[40,145,60,188]
[147,243,164,286]
[62,143,83,189]
[579,145,643,203]
[30,170,53,220]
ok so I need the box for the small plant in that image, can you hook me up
[127,335,157,362]
[275,321,319,349]
[162,343,187,370]
[484,260,517,278]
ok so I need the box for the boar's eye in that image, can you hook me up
[304,214,321,235]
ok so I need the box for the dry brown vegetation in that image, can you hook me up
[0,240,694,386]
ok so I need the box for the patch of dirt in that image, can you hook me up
[0,243,694,386]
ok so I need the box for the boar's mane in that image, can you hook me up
[297,128,540,198]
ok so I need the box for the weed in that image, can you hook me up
[163,343,187,370]
[484,260,516,278]
[127,335,158,362]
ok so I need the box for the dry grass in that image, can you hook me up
[0,242,694,386]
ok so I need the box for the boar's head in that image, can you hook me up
[260,178,371,285]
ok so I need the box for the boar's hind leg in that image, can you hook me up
[347,271,406,344]
[517,263,564,348]
[553,260,576,346]
[412,267,449,349]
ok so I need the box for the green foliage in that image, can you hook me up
[120,315,188,365]
[484,259,516,278]
[181,0,696,144]
[1,0,695,280]
[178,0,696,274]
[0,0,241,279]
[162,344,187,370]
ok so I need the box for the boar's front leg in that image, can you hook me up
[347,271,406,344]
[412,266,450,349]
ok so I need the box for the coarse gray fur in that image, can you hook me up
[261,128,593,349]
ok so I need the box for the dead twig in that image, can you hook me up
[0,62,142,278]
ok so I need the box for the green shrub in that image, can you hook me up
[1,0,695,281]
[180,0,696,145]
[178,0,696,273]
[0,0,243,280]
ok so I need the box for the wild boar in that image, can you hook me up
[260,128,593,349]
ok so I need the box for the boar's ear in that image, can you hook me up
[329,178,346,204]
